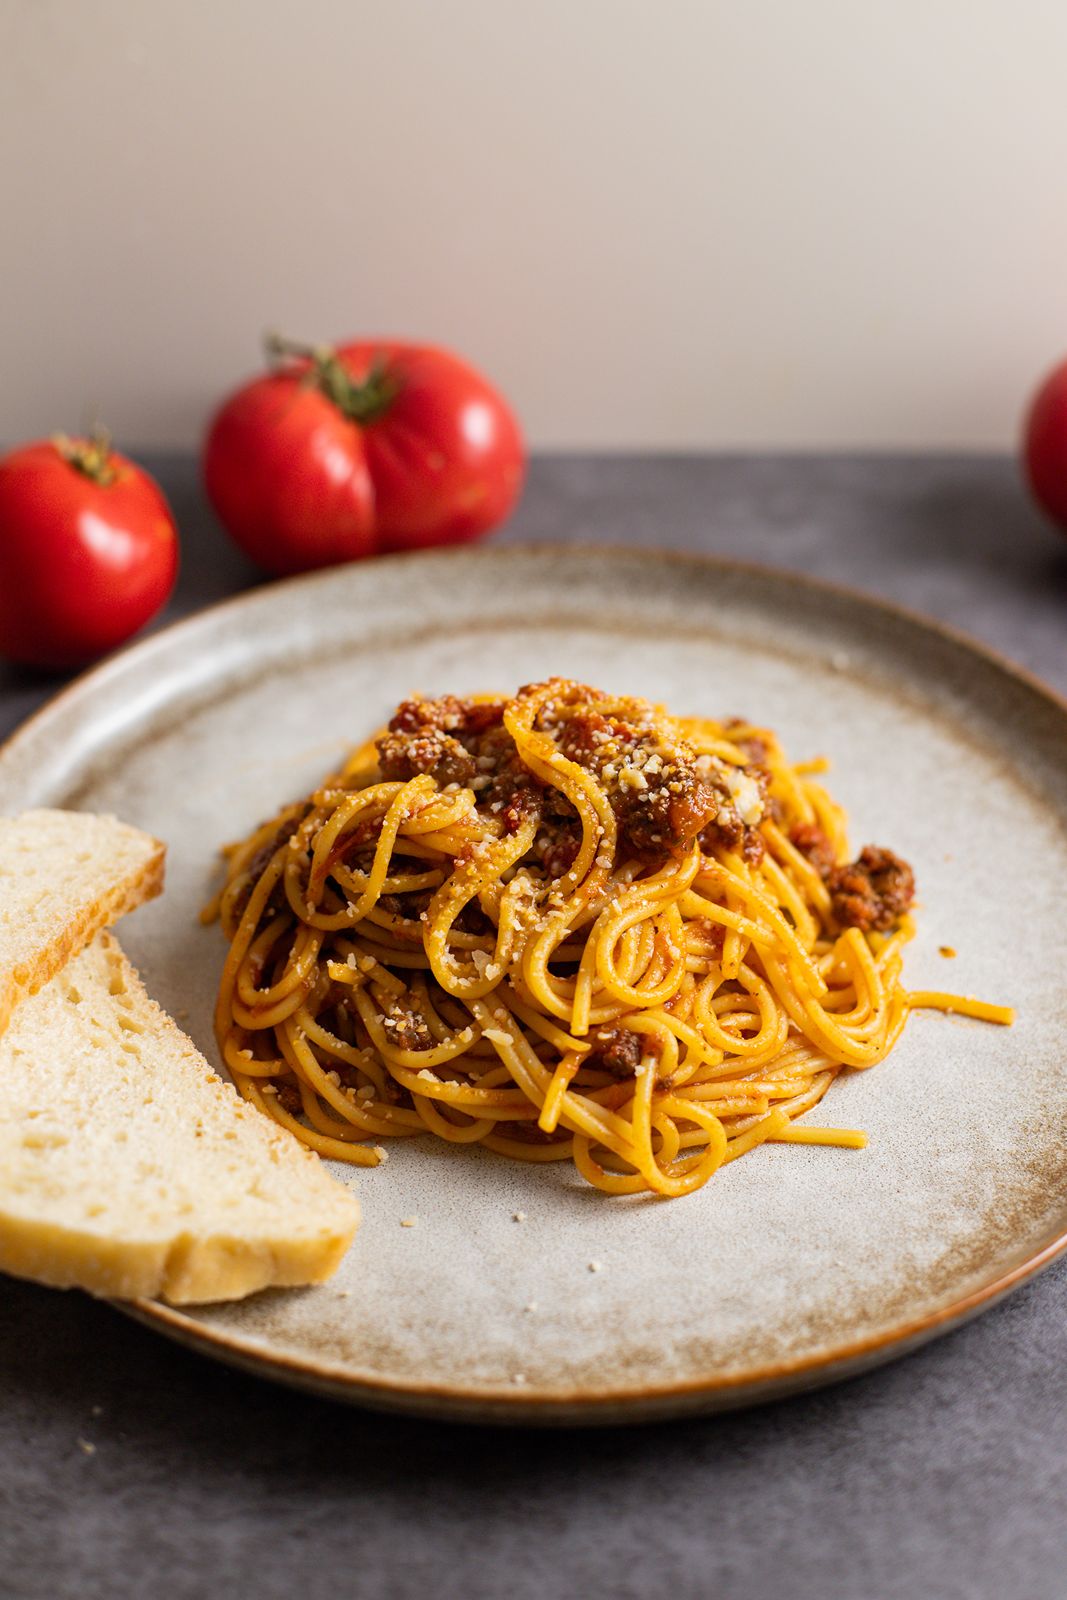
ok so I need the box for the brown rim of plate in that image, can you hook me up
[4,542,1067,1419]
[116,1221,1067,1419]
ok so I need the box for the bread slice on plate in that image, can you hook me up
[0,931,360,1304]
[0,809,165,1037]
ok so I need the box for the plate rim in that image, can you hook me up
[5,538,1067,775]
[119,1222,1067,1422]
[5,541,1067,1421]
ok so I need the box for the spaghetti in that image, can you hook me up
[206,680,1013,1198]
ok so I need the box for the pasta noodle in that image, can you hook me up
[205,679,1013,1197]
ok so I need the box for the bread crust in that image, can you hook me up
[0,931,360,1304]
[0,1213,354,1303]
[0,833,165,1036]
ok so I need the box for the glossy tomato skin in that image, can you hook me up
[342,341,525,553]
[202,378,377,576]
[203,340,525,575]
[1024,359,1067,532]
[0,442,178,669]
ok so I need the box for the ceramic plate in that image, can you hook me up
[2,546,1066,1425]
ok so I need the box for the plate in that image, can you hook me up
[2,545,1066,1425]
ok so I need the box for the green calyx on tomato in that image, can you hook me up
[51,427,119,487]
[265,332,399,426]
[204,332,525,575]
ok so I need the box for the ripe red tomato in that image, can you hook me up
[0,435,179,669]
[1023,357,1067,532]
[203,337,525,576]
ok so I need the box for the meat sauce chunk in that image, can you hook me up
[557,709,722,855]
[789,822,837,877]
[389,695,505,738]
[376,696,506,789]
[374,685,775,869]
[827,845,915,932]
[585,1026,644,1079]
[377,726,477,788]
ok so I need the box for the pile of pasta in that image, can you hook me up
[206,680,1011,1197]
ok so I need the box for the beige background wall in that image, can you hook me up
[2,0,1066,451]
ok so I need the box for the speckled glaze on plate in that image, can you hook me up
[2,546,1066,1426]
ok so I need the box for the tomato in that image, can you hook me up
[0,435,179,669]
[203,336,525,575]
[1023,357,1067,532]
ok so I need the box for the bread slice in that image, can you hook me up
[0,932,360,1303]
[0,809,165,1038]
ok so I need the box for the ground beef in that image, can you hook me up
[373,685,765,869]
[389,695,505,738]
[374,693,551,830]
[495,795,535,834]
[699,768,768,863]
[789,822,837,877]
[700,804,765,864]
[276,1083,304,1115]
[379,1002,434,1053]
[623,772,721,856]
[474,724,543,831]
[699,805,740,850]
[742,828,766,865]
[584,1025,650,1080]
[557,709,721,855]
[554,709,616,765]
[376,696,508,789]
[827,845,915,932]
[376,726,477,788]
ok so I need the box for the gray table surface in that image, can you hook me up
[2,455,1066,1600]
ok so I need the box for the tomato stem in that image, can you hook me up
[264,331,398,425]
[51,427,118,486]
